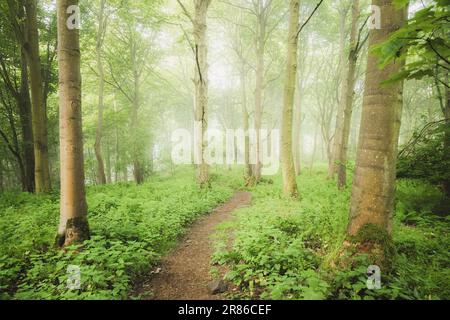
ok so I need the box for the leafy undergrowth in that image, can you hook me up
[212,166,449,300]
[0,167,242,300]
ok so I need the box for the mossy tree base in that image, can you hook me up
[329,223,397,273]
[56,217,90,248]
[348,223,396,271]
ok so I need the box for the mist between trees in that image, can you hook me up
[171,126,280,175]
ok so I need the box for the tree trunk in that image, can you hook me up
[24,0,51,193]
[123,166,128,182]
[131,102,143,184]
[193,0,211,187]
[293,84,302,176]
[336,0,360,190]
[281,0,300,198]
[56,0,90,247]
[19,50,35,193]
[0,158,3,192]
[443,71,449,198]
[252,3,266,182]
[131,39,144,185]
[240,67,253,182]
[330,3,350,179]
[310,127,318,173]
[94,0,107,185]
[105,137,112,184]
[348,0,407,236]
[1,105,28,192]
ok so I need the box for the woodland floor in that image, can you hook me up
[135,191,252,300]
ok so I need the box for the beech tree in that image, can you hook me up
[335,0,367,190]
[94,0,108,185]
[280,0,300,198]
[177,0,212,187]
[56,0,90,246]
[330,0,351,179]
[347,0,407,237]
[24,0,51,192]
[374,0,449,199]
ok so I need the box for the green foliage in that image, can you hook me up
[213,167,348,300]
[397,123,450,189]
[350,224,397,271]
[213,167,449,300]
[373,0,450,84]
[0,168,239,300]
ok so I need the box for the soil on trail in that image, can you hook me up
[137,191,252,300]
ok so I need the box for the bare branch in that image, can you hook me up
[176,0,194,24]
[296,0,324,38]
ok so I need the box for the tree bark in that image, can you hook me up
[281,0,300,198]
[56,0,90,247]
[336,0,360,190]
[18,48,35,193]
[347,0,407,236]
[309,127,318,173]
[105,137,112,184]
[293,80,303,176]
[0,103,27,192]
[240,67,253,182]
[193,0,212,187]
[94,0,107,185]
[443,71,449,198]
[0,158,3,192]
[24,0,51,193]
[252,1,266,182]
[330,2,350,179]
[131,38,144,185]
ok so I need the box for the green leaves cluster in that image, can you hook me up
[373,0,450,84]
[397,122,450,187]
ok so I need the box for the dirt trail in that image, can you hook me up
[137,191,252,300]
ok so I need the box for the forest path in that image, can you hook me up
[136,191,252,300]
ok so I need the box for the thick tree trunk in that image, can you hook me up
[347,0,406,236]
[24,0,51,193]
[281,0,300,198]
[56,0,90,247]
[94,0,107,185]
[193,0,211,187]
[336,0,360,190]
